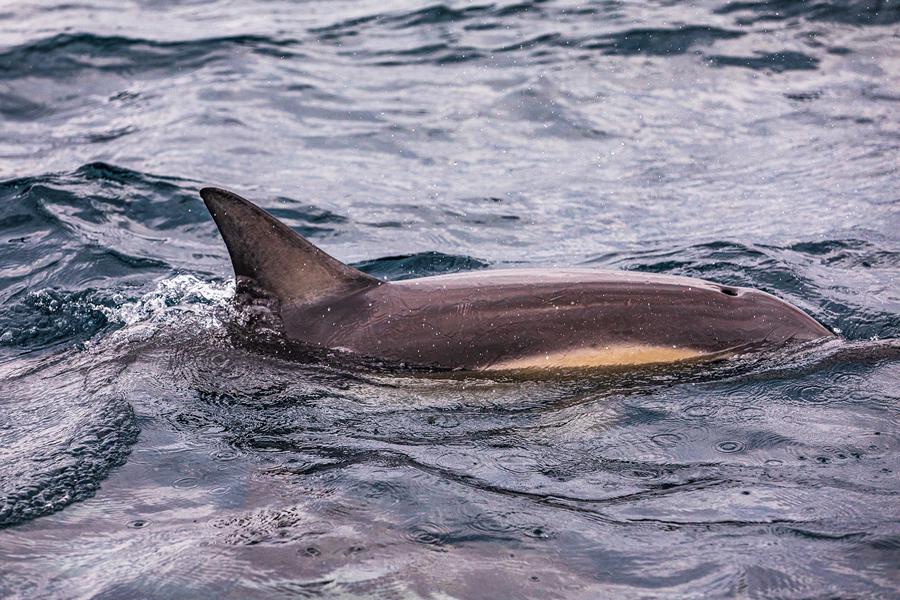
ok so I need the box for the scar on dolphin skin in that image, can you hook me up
[200,187,834,372]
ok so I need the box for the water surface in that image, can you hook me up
[1,1,898,598]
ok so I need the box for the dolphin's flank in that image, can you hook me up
[200,187,833,371]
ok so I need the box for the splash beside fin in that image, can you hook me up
[200,187,379,306]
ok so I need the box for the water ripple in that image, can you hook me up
[0,33,300,81]
[1,0,898,597]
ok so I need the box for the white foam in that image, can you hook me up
[98,275,235,329]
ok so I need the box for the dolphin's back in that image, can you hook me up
[284,268,831,370]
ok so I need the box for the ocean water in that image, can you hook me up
[1,1,898,598]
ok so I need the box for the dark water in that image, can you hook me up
[1,1,899,597]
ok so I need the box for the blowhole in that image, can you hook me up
[720,287,739,297]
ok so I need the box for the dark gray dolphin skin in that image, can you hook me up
[200,187,833,371]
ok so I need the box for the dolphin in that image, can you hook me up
[199,187,833,371]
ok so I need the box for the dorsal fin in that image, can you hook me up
[200,187,380,306]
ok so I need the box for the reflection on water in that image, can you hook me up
[1,0,898,597]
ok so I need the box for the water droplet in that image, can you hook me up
[525,526,550,539]
[737,407,765,420]
[796,384,840,404]
[623,468,660,480]
[685,404,715,417]
[715,440,744,453]
[650,433,681,448]
[173,477,199,489]
[212,450,238,461]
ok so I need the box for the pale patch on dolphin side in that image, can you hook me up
[486,345,704,371]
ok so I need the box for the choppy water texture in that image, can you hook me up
[1,1,899,598]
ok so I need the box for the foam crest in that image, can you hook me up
[99,275,234,329]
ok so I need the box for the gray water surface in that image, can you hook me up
[1,1,898,598]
